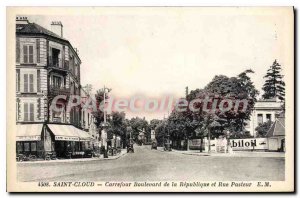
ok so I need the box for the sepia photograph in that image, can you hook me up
[6,6,294,192]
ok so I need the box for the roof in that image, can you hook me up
[266,117,285,137]
[16,23,66,41]
[257,98,277,102]
[16,22,81,62]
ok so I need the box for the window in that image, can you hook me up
[266,114,271,122]
[24,74,34,92]
[51,48,61,67]
[53,76,62,88]
[257,114,263,125]
[23,45,34,63]
[24,102,34,121]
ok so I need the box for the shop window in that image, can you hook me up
[31,142,37,152]
[17,142,23,152]
[24,143,30,151]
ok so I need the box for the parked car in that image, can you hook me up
[84,149,94,158]
[127,143,134,153]
[151,141,157,150]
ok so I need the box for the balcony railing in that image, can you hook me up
[52,117,62,123]
[48,57,68,71]
[49,85,70,97]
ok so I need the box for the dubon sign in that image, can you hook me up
[230,138,268,150]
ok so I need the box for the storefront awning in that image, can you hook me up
[47,124,91,141]
[16,124,43,141]
[75,128,91,141]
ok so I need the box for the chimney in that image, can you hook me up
[16,16,29,24]
[51,21,63,37]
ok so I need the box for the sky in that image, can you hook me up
[27,7,292,120]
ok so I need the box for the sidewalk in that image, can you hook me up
[17,149,128,164]
[157,147,285,158]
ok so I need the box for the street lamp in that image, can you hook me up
[99,85,111,158]
[100,85,111,124]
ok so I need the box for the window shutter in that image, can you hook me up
[46,40,49,65]
[23,45,28,63]
[30,103,34,121]
[29,46,34,63]
[37,70,41,92]
[16,69,20,92]
[29,74,34,92]
[24,103,28,121]
[24,74,28,92]
[16,38,20,62]
[36,39,40,63]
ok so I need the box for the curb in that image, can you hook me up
[154,148,284,158]
[17,150,127,164]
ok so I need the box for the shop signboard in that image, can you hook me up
[16,136,41,141]
[55,136,79,141]
[230,138,268,150]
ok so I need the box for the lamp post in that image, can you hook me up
[99,86,111,158]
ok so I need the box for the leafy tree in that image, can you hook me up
[92,89,111,128]
[155,120,167,146]
[262,60,285,101]
[128,117,149,142]
[255,121,273,137]
[149,119,162,130]
[108,111,127,148]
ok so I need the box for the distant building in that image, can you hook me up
[266,114,285,151]
[245,98,284,137]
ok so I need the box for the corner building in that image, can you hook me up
[16,17,91,159]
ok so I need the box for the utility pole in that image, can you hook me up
[208,126,211,153]
[185,86,189,99]
[100,85,111,158]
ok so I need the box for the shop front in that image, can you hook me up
[16,124,44,158]
[17,123,92,159]
[47,124,91,158]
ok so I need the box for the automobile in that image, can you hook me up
[84,149,94,158]
[151,141,157,150]
[127,143,134,153]
[164,142,172,151]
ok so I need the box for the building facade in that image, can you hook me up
[16,17,92,159]
[245,98,283,137]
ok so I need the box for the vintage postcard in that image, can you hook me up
[6,7,294,192]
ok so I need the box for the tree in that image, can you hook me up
[92,88,111,128]
[262,60,285,101]
[128,117,149,142]
[149,119,162,130]
[155,120,167,146]
[255,121,273,137]
[108,111,127,148]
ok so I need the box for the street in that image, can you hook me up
[17,146,285,182]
